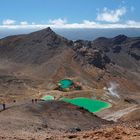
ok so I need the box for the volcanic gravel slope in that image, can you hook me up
[0,104,139,140]
[0,101,109,132]
[1,101,139,140]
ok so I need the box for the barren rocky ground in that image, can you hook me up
[0,28,140,139]
[0,100,139,140]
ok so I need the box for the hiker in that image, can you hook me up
[35,99,37,103]
[13,100,16,103]
[31,99,34,103]
[2,103,6,110]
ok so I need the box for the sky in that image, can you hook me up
[0,0,140,29]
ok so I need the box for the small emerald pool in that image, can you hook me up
[41,95,54,101]
[59,79,73,89]
[61,97,111,113]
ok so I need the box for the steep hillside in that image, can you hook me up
[73,35,140,71]
[0,27,73,64]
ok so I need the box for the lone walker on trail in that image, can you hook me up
[2,103,6,110]
[31,99,34,103]
[35,99,37,103]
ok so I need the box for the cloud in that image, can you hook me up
[20,21,28,25]
[83,20,97,25]
[0,19,140,29]
[2,19,16,25]
[96,7,126,23]
[126,20,140,27]
[48,18,67,25]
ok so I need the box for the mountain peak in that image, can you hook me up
[113,34,127,40]
[42,27,53,33]
[25,27,63,43]
[29,27,54,36]
[112,34,127,44]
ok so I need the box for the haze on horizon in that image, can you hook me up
[0,0,140,39]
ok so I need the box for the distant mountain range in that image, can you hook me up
[1,28,140,40]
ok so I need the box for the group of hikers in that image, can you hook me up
[0,97,53,111]
[0,99,40,111]
[31,99,38,103]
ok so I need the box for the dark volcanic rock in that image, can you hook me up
[67,127,81,133]
[111,35,127,45]
[73,48,109,69]
[112,45,122,53]
[73,35,140,71]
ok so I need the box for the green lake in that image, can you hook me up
[61,97,111,113]
[59,79,73,89]
[41,95,54,101]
